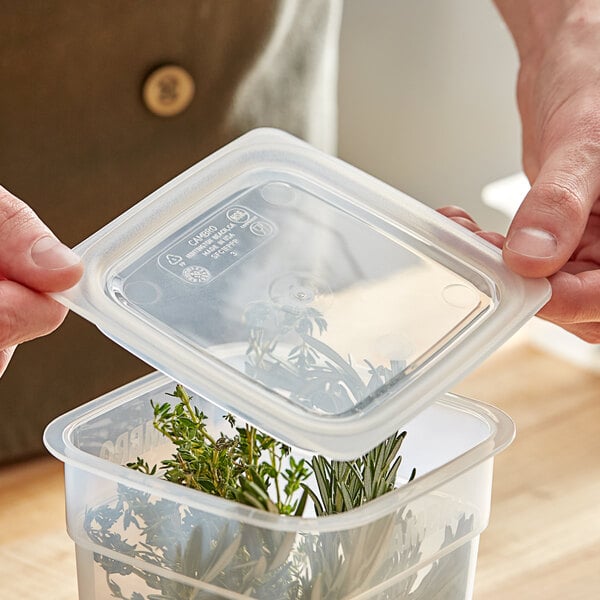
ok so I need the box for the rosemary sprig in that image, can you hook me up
[304,430,416,516]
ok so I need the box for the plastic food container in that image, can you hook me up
[46,372,513,600]
[45,128,551,599]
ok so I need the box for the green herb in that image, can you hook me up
[303,430,415,516]
[128,384,414,520]
[128,385,310,516]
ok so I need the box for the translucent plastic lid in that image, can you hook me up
[56,128,550,459]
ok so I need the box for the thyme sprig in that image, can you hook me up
[129,384,310,516]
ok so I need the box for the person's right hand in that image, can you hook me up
[0,186,83,377]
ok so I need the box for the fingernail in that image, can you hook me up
[31,235,80,270]
[505,227,558,259]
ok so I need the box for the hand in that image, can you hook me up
[0,186,83,376]
[467,0,600,342]
[438,202,600,342]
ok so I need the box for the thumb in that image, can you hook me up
[503,148,599,278]
[0,186,83,292]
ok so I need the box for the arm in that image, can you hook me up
[0,186,83,376]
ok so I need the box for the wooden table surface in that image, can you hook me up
[1,335,599,599]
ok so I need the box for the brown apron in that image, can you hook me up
[0,0,340,461]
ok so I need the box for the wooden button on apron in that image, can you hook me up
[142,65,195,117]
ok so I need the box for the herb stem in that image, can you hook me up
[175,384,217,445]
[271,445,283,509]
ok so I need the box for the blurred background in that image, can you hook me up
[338,0,521,233]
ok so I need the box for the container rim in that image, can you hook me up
[44,371,515,532]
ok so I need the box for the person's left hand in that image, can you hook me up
[438,204,600,342]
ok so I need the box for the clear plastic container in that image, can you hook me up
[45,371,515,600]
[45,129,549,598]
